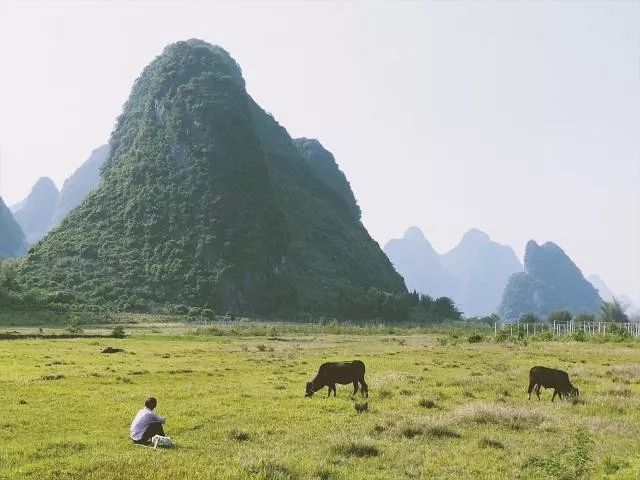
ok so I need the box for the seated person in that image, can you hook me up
[130,396,166,445]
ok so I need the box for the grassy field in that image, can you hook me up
[1,328,639,479]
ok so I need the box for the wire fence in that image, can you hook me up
[192,316,640,337]
[496,321,640,337]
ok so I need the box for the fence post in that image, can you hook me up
[494,322,497,335]
[553,320,556,336]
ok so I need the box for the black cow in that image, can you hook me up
[305,360,368,398]
[528,366,579,401]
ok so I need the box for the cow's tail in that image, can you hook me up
[359,361,368,397]
[527,370,535,398]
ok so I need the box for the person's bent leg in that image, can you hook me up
[141,422,165,444]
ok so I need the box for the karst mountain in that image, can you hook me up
[499,240,602,320]
[17,39,405,313]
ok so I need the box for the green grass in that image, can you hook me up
[1,329,639,479]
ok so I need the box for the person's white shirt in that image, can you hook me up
[130,407,166,441]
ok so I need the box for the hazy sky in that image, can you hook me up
[0,1,638,303]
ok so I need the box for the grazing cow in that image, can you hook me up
[305,360,368,398]
[528,366,579,401]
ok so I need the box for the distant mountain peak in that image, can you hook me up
[403,226,427,242]
[588,274,637,313]
[460,228,490,244]
[500,240,601,320]
[33,176,57,190]
[0,195,28,258]
[526,240,564,256]
[50,144,110,228]
[385,227,522,316]
[384,227,455,300]
[525,239,540,252]
[524,240,578,277]
[12,176,60,244]
[587,274,615,302]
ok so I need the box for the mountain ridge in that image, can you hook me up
[384,226,522,315]
[50,144,110,228]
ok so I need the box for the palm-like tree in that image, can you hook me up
[599,298,629,323]
[519,313,541,324]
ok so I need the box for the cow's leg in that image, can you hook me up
[558,391,564,401]
[535,384,541,400]
[551,390,557,402]
[352,381,359,397]
[527,380,534,400]
[360,379,369,398]
[329,384,336,397]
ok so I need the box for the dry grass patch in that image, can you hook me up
[582,416,640,436]
[606,388,633,397]
[370,371,408,389]
[606,365,640,383]
[452,402,547,430]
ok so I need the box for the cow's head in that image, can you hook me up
[305,381,314,397]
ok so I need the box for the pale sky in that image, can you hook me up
[0,1,638,303]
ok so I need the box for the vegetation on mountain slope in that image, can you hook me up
[15,39,406,317]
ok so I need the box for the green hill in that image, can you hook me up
[17,39,405,314]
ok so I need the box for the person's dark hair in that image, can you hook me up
[144,397,157,410]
